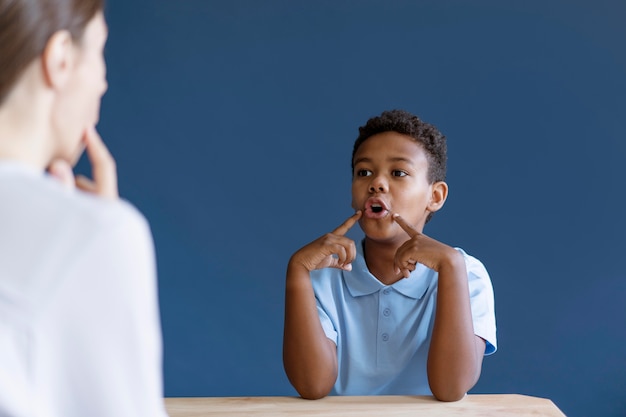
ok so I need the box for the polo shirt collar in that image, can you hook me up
[343,240,433,300]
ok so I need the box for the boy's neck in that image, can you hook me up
[362,237,407,286]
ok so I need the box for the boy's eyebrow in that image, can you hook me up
[353,157,371,166]
[353,156,415,166]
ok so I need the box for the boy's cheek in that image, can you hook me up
[350,195,358,211]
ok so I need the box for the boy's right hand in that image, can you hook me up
[289,211,362,272]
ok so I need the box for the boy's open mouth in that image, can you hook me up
[364,199,390,219]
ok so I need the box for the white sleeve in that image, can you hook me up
[38,203,169,417]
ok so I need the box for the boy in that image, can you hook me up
[283,109,496,401]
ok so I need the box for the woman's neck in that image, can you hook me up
[0,90,55,170]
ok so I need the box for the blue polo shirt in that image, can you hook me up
[310,241,497,395]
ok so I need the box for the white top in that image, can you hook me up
[0,161,168,417]
[311,241,497,395]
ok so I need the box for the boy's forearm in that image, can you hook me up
[427,252,484,401]
[283,262,337,399]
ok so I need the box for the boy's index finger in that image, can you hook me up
[332,211,362,236]
[393,213,419,238]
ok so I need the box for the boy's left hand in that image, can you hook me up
[392,213,459,277]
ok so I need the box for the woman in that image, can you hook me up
[0,1,167,415]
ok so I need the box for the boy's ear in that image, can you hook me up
[427,181,448,213]
[41,30,74,90]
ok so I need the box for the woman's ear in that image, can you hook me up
[41,30,74,90]
[428,181,448,213]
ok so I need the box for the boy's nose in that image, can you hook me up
[369,177,388,193]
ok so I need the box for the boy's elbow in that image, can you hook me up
[429,373,472,402]
[430,373,477,402]
[284,344,337,400]
[431,387,466,402]
[285,363,335,400]
[296,384,332,400]
[428,359,482,402]
[288,368,335,400]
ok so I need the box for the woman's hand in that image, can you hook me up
[48,127,118,199]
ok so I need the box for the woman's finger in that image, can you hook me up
[47,159,75,189]
[83,127,118,199]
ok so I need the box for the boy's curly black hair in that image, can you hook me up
[351,109,447,184]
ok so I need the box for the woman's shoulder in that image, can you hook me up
[72,193,148,234]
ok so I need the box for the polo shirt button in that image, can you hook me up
[383,308,391,317]
[383,288,391,295]
[381,333,389,342]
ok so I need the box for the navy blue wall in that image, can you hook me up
[88,1,626,416]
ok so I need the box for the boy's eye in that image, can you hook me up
[392,170,408,177]
[356,169,372,177]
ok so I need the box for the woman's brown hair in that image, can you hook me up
[0,0,104,104]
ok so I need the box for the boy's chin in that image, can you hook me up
[360,221,403,243]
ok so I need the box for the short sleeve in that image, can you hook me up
[458,249,498,355]
[316,297,338,345]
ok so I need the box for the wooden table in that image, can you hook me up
[165,394,566,416]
